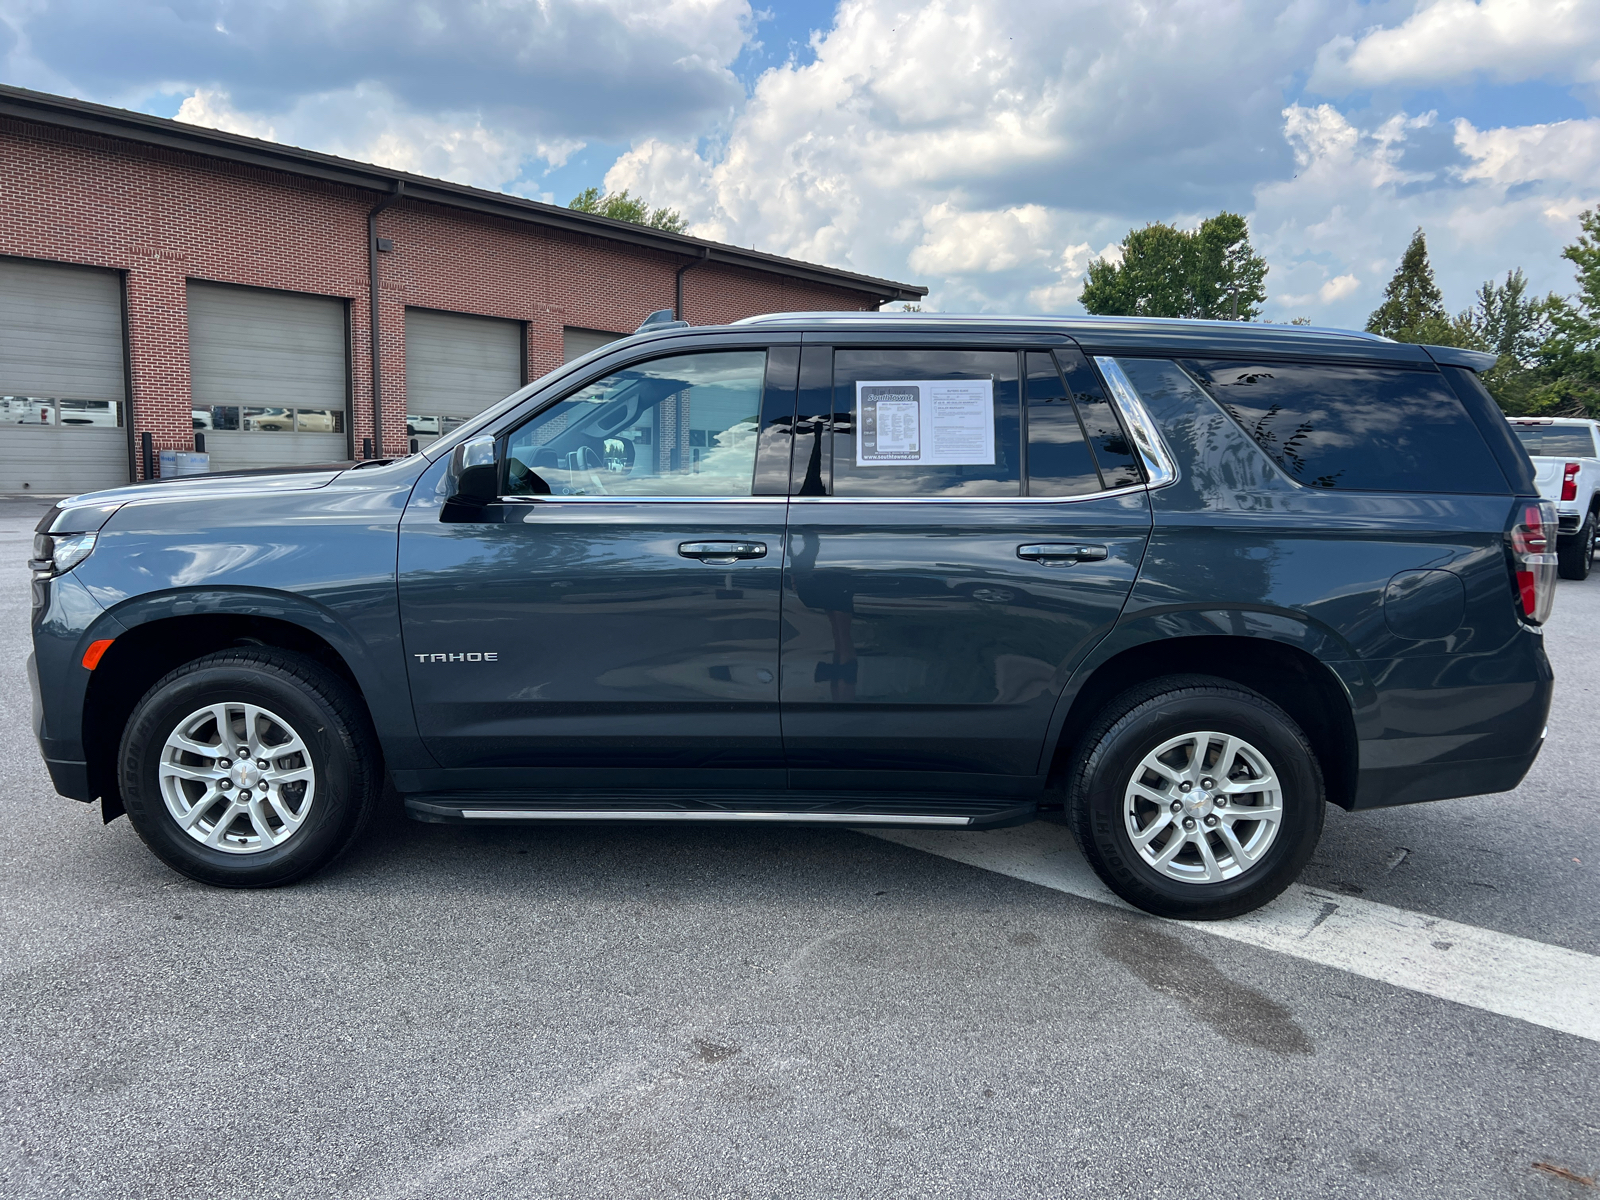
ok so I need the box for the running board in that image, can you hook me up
[405,793,1036,830]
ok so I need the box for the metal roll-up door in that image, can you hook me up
[562,326,625,363]
[0,258,129,494]
[404,309,522,447]
[188,281,349,472]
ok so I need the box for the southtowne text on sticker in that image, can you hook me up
[856,378,995,466]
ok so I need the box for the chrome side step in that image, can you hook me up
[455,808,973,826]
[405,794,1037,829]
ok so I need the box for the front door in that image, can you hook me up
[398,346,796,790]
[780,343,1153,794]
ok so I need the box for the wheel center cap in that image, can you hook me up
[231,762,262,789]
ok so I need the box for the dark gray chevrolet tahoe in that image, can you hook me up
[29,314,1556,919]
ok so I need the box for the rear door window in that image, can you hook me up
[830,349,1021,497]
[1056,348,1143,488]
[1024,351,1102,496]
[1512,426,1598,457]
[1183,359,1507,493]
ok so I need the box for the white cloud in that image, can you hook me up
[1253,105,1600,324]
[1311,0,1600,93]
[606,0,1351,309]
[176,86,583,193]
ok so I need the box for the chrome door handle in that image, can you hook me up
[679,541,768,563]
[1017,543,1109,564]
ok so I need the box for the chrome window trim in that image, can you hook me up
[498,493,788,504]
[494,484,1149,506]
[1092,356,1179,488]
[788,484,1147,505]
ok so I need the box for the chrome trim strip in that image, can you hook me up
[1093,356,1179,488]
[457,809,973,825]
[785,484,1148,505]
[498,494,789,504]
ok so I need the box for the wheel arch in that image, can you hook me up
[1047,626,1361,812]
[84,593,397,822]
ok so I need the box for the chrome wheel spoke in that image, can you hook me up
[161,761,223,783]
[177,789,225,830]
[159,700,317,855]
[1217,823,1257,870]
[1131,811,1174,849]
[1152,827,1190,869]
[1124,728,1283,887]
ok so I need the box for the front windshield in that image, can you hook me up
[504,351,766,497]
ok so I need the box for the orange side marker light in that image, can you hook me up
[82,639,114,670]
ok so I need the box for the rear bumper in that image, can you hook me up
[1343,641,1553,810]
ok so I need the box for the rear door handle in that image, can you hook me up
[1017,543,1109,565]
[679,541,768,563]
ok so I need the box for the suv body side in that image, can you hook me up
[30,317,1551,832]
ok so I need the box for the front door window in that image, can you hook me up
[505,351,767,497]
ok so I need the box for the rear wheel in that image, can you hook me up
[118,648,379,888]
[1558,512,1595,581]
[1065,675,1325,920]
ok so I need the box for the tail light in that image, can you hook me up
[1508,500,1558,625]
[1562,462,1580,502]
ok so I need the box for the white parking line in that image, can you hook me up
[871,823,1600,1043]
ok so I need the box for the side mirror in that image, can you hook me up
[443,435,499,519]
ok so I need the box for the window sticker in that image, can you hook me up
[855,378,995,466]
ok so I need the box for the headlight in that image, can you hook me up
[30,531,97,579]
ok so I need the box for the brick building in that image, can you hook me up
[0,84,924,493]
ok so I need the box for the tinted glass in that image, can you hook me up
[504,351,766,497]
[1513,427,1597,457]
[1184,360,1506,493]
[831,349,1020,497]
[1056,349,1142,487]
[1024,352,1101,496]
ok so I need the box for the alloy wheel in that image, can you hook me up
[1123,730,1283,885]
[158,702,317,854]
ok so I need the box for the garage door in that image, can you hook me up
[562,326,625,363]
[0,258,129,495]
[188,282,350,472]
[404,308,522,448]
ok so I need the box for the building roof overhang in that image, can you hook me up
[0,83,928,304]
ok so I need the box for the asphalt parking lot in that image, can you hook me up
[1,496,1595,1199]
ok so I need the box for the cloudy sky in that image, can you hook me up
[2,0,1597,325]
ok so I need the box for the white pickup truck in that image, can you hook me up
[1508,417,1600,580]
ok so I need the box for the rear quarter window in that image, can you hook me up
[1182,360,1508,494]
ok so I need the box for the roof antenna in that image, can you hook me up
[636,308,689,333]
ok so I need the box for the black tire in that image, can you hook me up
[1557,513,1595,581]
[1065,674,1325,920]
[117,648,380,888]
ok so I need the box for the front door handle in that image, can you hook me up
[1017,543,1109,565]
[679,541,768,563]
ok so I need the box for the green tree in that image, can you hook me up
[1366,228,1447,341]
[1080,211,1268,320]
[568,186,687,233]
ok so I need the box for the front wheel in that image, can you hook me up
[1065,675,1325,920]
[1558,513,1595,581]
[118,648,380,888]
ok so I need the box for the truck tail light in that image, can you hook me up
[1508,500,1558,625]
[1562,462,1580,502]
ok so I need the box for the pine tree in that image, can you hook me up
[1366,229,1446,340]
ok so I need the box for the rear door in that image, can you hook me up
[397,341,798,790]
[779,338,1153,794]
